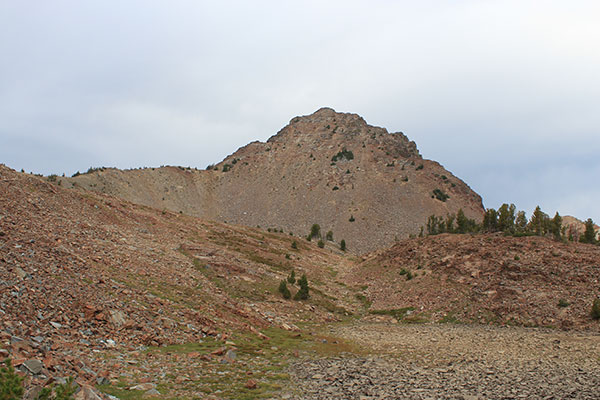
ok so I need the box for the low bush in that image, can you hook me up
[278,280,291,299]
[592,298,600,320]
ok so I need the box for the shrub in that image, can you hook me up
[0,359,24,400]
[222,164,232,172]
[317,239,324,248]
[294,274,309,300]
[416,164,424,170]
[432,188,449,202]
[287,270,296,284]
[278,280,291,299]
[309,224,321,239]
[406,271,414,280]
[291,240,298,249]
[349,215,355,222]
[332,186,339,191]
[326,230,333,241]
[558,299,570,308]
[331,148,354,162]
[592,298,600,320]
[340,239,346,251]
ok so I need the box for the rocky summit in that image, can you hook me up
[65,108,484,253]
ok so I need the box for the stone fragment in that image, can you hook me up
[108,310,127,328]
[74,385,103,400]
[244,379,257,389]
[23,359,43,374]
[130,383,156,391]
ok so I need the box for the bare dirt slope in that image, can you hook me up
[346,233,600,330]
[64,108,484,253]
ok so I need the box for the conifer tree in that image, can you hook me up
[582,218,597,244]
[529,206,548,236]
[456,209,469,233]
[515,211,528,233]
[551,212,563,241]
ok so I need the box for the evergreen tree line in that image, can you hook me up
[422,204,598,245]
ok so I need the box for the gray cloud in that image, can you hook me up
[1,1,598,222]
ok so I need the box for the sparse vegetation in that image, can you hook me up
[278,280,291,299]
[558,299,570,308]
[287,270,296,284]
[0,359,24,400]
[432,188,449,202]
[309,224,321,239]
[331,148,354,162]
[581,218,597,244]
[592,298,600,320]
[294,274,310,300]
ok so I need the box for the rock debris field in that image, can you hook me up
[287,323,600,400]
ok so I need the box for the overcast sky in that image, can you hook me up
[1,1,599,222]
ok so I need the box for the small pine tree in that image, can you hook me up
[317,239,324,248]
[551,212,563,241]
[349,215,355,222]
[278,280,291,299]
[497,203,516,233]
[287,270,296,284]
[456,209,468,234]
[445,213,456,233]
[51,377,76,400]
[515,211,528,233]
[291,240,298,249]
[592,298,600,320]
[0,359,24,400]
[482,208,498,232]
[340,239,346,251]
[294,274,309,300]
[529,206,548,236]
[326,230,334,241]
[581,218,597,244]
[310,224,321,239]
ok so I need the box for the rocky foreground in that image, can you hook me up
[288,323,600,400]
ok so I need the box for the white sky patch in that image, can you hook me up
[1,0,599,222]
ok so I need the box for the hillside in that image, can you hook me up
[347,233,600,330]
[2,164,600,398]
[0,165,361,398]
[64,108,485,253]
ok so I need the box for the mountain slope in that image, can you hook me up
[346,232,600,330]
[65,108,484,253]
[0,164,359,395]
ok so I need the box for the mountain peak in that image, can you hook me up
[289,107,367,127]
